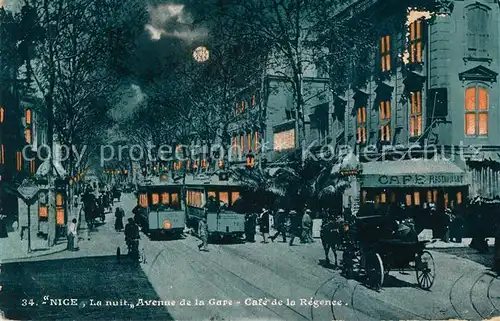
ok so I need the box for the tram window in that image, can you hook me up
[433,190,438,202]
[152,193,159,205]
[444,193,449,208]
[171,193,179,205]
[406,194,412,206]
[362,190,367,203]
[413,192,421,205]
[456,192,462,204]
[139,193,148,207]
[219,192,229,205]
[427,190,432,203]
[208,191,216,200]
[231,192,240,205]
[161,192,169,204]
[380,193,386,203]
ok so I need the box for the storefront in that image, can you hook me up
[360,159,468,209]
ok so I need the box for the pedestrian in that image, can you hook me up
[0,204,8,238]
[67,218,78,251]
[442,208,452,242]
[198,215,209,252]
[270,209,287,242]
[289,210,302,246]
[259,208,270,243]
[302,209,313,243]
[18,206,29,241]
[245,212,257,242]
[115,207,124,232]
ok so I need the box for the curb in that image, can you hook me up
[0,246,68,264]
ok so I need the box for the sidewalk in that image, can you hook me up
[426,237,495,249]
[0,203,84,263]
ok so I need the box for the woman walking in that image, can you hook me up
[115,207,124,232]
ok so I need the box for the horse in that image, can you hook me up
[320,216,345,267]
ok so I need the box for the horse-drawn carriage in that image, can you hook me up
[341,215,435,290]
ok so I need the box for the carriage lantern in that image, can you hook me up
[246,151,255,168]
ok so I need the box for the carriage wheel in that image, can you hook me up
[416,250,435,290]
[366,253,384,290]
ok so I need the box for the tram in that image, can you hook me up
[136,179,185,239]
[184,177,245,239]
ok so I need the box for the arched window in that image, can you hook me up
[466,5,489,56]
[465,85,488,136]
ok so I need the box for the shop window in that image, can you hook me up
[444,193,449,208]
[410,91,423,137]
[380,124,391,142]
[208,191,216,199]
[171,193,179,205]
[274,129,295,151]
[409,20,423,63]
[219,192,229,206]
[375,195,380,205]
[161,192,169,204]
[0,106,4,123]
[362,190,367,203]
[240,135,244,152]
[380,193,386,203]
[56,193,63,206]
[56,208,65,225]
[413,191,421,205]
[139,193,148,208]
[433,190,438,203]
[379,100,391,120]
[39,206,48,219]
[254,132,259,152]
[406,194,412,206]
[380,35,391,72]
[152,193,159,205]
[247,133,252,152]
[357,107,367,144]
[456,192,462,204]
[390,192,396,203]
[231,192,240,205]
[30,159,35,174]
[427,190,432,203]
[465,86,488,136]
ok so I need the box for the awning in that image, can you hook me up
[361,159,467,188]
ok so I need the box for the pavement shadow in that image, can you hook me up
[318,259,339,270]
[148,233,186,242]
[209,237,246,245]
[0,255,174,320]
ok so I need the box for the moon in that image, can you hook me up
[193,46,209,62]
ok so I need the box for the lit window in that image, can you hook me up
[409,20,423,63]
[240,135,244,152]
[433,190,438,202]
[375,195,380,205]
[139,193,148,207]
[254,132,259,152]
[457,191,462,204]
[235,103,239,115]
[273,129,295,151]
[406,194,412,206]
[465,86,488,136]
[161,192,169,204]
[380,35,391,72]
[427,190,432,203]
[208,191,216,199]
[0,144,4,164]
[414,191,421,205]
[30,159,35,174]
[380,124,391,142]
[25,109,32,125]
[362,190,367,203]
[231,192,240,205]
[171,193,179,205]
[219,192,229,206]
[56,193,63,206]
[0,106,4,123]
[356,107,367,144]
[233,136,237,153]
[247,133,251,152]
[25,128,32,144]
[379,100,391,120]
[39,206,48,218]
[251,95,256,106]
[381,193,386,203]
[241,101,245,113]
[16,151,22,171]
[56,208,65,225]
[410,91,423,137]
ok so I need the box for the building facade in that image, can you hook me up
[329,0,500,212]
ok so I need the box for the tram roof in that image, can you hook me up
[182,175,241,187]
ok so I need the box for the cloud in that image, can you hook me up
[145,3,208,42]
[112,84,146,120]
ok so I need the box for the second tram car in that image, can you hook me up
[185,179,245,239]
[136,180,185,239]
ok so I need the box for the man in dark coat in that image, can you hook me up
[289,210,302,246]
[270,209,287,242]
[245,212,257,242]
[259,208,270,243]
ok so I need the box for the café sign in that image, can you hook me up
[361,173,467,188]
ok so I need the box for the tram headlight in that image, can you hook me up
[163,220,172,229]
